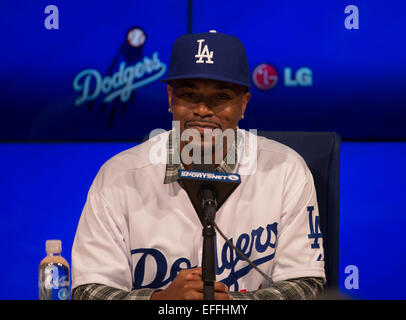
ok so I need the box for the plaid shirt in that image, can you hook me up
[72,130,325,300]
[72,277,324,300]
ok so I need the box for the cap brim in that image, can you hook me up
[161,74,250,89]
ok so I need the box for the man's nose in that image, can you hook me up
[193,101,214,118]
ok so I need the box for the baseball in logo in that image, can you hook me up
[252,63,278,90]
[127,28,146,47]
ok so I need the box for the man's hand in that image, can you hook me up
[150,267,231,300]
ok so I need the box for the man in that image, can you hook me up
[71,31,325,300]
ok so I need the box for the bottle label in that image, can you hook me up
[39,264,70,300]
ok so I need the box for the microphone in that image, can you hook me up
[179,164,274,295]
[178,164,241,226]
[179,164,241,299]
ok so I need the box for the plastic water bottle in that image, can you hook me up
[38,240,70,300]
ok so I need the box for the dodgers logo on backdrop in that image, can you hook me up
[252,63,278,90]
[72,27,167,127]
[195,39,214,64]
[131,223,278,291]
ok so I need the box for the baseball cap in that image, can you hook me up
[161,30,250,88]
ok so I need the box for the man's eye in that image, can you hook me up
[180,92,196,99]
[215,93,231,100]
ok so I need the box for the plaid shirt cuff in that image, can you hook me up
[229,277,325,300]
[72,284,158,300]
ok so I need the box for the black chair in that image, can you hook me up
[258,131,341,292]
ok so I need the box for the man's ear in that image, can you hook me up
[241,91,251,115]
[167,84,173,112]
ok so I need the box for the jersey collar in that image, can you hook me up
[163,128,239,185]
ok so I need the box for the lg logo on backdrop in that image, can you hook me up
[252,63,313,91]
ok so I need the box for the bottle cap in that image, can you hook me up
[46,240,62,254]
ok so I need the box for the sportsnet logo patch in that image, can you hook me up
[179,170,241,183]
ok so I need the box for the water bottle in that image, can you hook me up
[38,240,70,300]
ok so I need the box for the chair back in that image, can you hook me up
[258,131,341,290]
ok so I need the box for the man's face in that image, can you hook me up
[167,78,250,154]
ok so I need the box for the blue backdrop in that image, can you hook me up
[0,141,405,299]
[1,0,405,140]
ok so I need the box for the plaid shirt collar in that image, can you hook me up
[163,129,238,184]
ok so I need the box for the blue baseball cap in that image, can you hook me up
[161,30,250,88]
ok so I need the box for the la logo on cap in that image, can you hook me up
[195,39,214,64]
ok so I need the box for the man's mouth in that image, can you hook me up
[184,121,221,134]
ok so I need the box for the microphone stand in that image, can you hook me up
[200,188,217,300]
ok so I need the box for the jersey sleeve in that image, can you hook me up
[71,186,133,291]
[270,160,326,283]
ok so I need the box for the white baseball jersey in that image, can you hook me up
[71,129,325,293]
